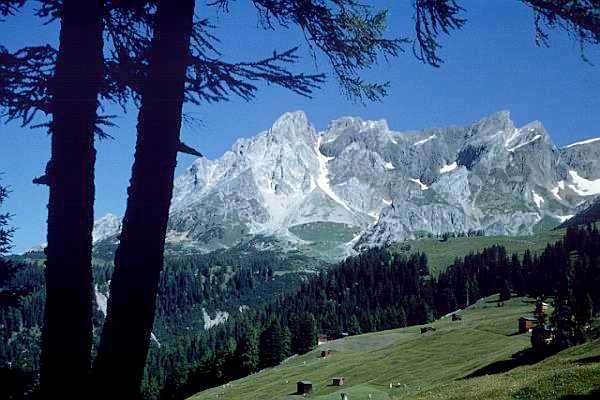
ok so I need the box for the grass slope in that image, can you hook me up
[189,295,600,400]
[290,222,361,261]
[390,229,565,275]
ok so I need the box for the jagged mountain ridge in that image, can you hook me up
[94,111,600,257]
[93,213,122,243]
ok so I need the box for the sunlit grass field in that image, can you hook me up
[189,295,600,400]
[390,229,565,274]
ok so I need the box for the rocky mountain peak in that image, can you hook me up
[93,110,600,259]
[269,111,315,141]
[92,213,122,243]
[326,116,390,133]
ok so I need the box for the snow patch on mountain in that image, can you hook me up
[564,137,600,149]
[409,178,429,191]
[551,181,565,200]
[440,162,458,174]
[507,134,542,152]
[556,214,575,223]
[368,211,380,221]
[151,333,161,347]
[532,191,545,208]
[315,136,353,212]
[504,128,523,147]
[203,309,229,330]
[94,285,108,316]
[414,135,437,146]
[568,170,600,196]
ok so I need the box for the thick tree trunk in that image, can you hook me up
[39,0,104,397]
[92,0,195,397]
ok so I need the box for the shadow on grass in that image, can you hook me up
[559,389,600,399]
[460,348,554,379]
[506,331,523,337]
[575,354,600,364]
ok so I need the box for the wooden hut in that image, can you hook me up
[332,377,345,386]
[451,313,462,321]
[519,316,537,333]
[297,381,313,395]
[420,326,436,334]
[321,348,333,358]
[317,334,328,346]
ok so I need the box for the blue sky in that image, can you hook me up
[1,1,599,253]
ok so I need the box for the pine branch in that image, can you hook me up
[186,47,325,103]
[246,0,408,102]
[0,45,55,125]
[413,0,466,67]
[521,0,600,61]
[0,0,25,20]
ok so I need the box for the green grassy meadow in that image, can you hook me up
[390,229,565,274]
[189,295,600,400]
[291,222,361,260]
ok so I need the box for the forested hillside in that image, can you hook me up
[147,225,600,399]
[1,225,598,399]
[0,248,326,398]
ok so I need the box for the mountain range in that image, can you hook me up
[92,111,600,259]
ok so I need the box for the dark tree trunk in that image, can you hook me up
[39,0,104,397]
[92,0,195,397]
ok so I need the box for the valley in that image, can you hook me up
[6,112,600,399]
[2,3,599,399]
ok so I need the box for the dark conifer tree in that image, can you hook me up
[0,180,17,308]
[295,313,317,355]
[92,1,196,396]
[281,325,292,360]
[36,2,104,397]
[259,319,286,368]
[235,325,260,376]
[0,180,32,323]
[347,315,361,335]
[499,280,511,302]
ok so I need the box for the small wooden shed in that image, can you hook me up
[317,334,328,346]
[321,348,333,358]
[297,380,313,395]
[332,377,345,386]
[420,326,436,334]
[519,316,537,333]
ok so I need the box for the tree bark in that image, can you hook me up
[92,0,195,397]
[39,0,104,398]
